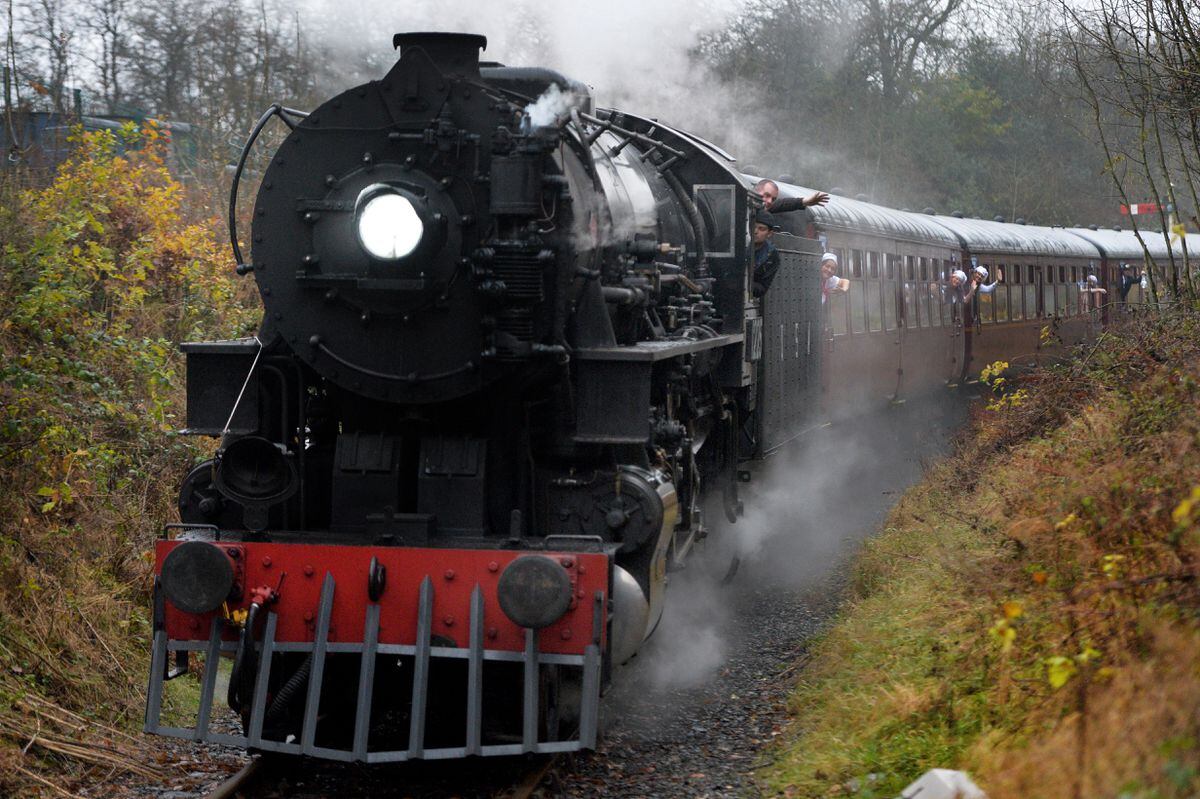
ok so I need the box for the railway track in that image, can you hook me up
[201,753,562,798]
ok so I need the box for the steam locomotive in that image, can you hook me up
[144,31,1196,762]
[144,31,807,761]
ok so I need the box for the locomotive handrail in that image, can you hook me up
[582,109,687,161]
[228,104,310,272]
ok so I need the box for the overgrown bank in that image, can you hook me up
[760,311,1200,798]
[0,129,257,796]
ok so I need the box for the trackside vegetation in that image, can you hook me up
[760,311,1200,798]
[0,128,257,796]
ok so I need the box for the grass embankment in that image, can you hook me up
[762,312,1200,798]
[0,128,256,796]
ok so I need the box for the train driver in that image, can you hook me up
[755,179,830,214]
[752,211,783,297]
[821,253,849,304]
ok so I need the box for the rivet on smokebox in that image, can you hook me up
[303,565,314,577]
[444,569,455,581]
[560,557,575,568]
[487,561,499,573]
[560,629,572,640]
[443,616,455,627]
[261,556,272,568]
[304,611,314,622]
[487,627,498,639]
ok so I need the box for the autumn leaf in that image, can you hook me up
[1045,656,1077,689]
[989,619,1016,652]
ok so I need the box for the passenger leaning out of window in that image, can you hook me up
[971,265,1000,294]
[948,269,971,302]
[755,179,830,214]
[821,253,849,304]
[1117,263,1139,302]
[1080,274,1108,311]
[752,211,783,297]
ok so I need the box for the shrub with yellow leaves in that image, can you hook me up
[0,125,259,793]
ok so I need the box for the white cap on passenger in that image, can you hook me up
[974,265,989,279]
[952,270,967,282]
[821,252,838,266]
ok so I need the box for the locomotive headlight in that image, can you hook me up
[355,185,424,260]
[160,541,236,615]
[497,556,573,629]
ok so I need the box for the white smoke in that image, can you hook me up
[523,83,576,129]
[301,0,759,150]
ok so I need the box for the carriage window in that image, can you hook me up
[830,290,849,336]
[1044,275,1056,316]
[832,248,845,271]
[868,252,880,279]
[1059,265,1066,283]
[995,284,1010,323]
[883,277,898,331]
[903,281,918,327]
[886,254,898,280]
[919,257,929,281]
[1056,283,1068,316]
[849,281,867,333]
[1025,269,1038,319]
[905,255,915,281]
[977,286,994,324]
[867,280,883,332]
[851,250,865,278]
[1011,273,1024,320]
[926,281,941,327]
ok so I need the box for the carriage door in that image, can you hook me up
[942,256,967,385]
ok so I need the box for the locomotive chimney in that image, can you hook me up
[392,32,487,76]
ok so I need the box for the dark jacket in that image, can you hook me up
[768,196,808,214]
[753,241,780,297]
[1118,272,1138,301]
